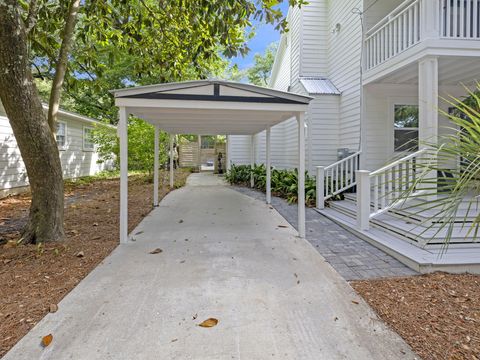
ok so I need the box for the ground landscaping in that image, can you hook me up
[0,169,190,357]
[352,273,480,360]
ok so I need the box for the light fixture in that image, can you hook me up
[332,23,341,34]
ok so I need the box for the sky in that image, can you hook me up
[230,2,289,70]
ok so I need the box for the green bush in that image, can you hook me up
[225,164,316,206]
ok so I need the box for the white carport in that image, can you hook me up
[111,80,312,243]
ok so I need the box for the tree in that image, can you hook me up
[247,42,278,86]
[0,0,304,243]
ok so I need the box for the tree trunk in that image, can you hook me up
[0,1,65,243]
[47,0,81,132]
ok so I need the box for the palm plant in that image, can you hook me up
[398,85,480,249]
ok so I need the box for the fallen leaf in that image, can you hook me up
[49,304,58,313]
[93,222,98,227]
[192,313,198,320]
[41,334,53,347]
[351,300,359,305]
[198,318,218,328]
[178,219,184,223]
[278,225,288,228]
[3,259,12,265]
[334,317,339,321]
[76,251,84,258]
[171,338,178,343]
[149,248,163,254]
[180,260,186,264]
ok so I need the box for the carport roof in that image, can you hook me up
[112,80,312,135]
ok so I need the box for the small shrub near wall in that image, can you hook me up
[225,164,317,206]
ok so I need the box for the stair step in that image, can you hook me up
[318,207,480,274]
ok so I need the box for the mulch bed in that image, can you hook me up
[0,169,190,357]
[352,273,480,360]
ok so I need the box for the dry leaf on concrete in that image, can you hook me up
[198,318,218,328]
[149,248,163,254]
[41,334,53,347]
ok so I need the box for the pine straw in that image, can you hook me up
[0,169,190,357]
[352,273,480,360]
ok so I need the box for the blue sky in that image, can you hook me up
[230,2,289,70]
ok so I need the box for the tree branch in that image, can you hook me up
[47,0,81,132]
[25,0,39,34]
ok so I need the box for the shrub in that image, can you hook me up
[225,164,316,206]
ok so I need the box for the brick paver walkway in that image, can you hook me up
[233,186,417,281]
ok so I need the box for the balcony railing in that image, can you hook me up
[365,0,480,71]
[365,0,421,70]
[441,0,480,38]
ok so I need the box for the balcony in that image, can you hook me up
[364,0,480,72]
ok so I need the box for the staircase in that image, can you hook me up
[316,151,480,274]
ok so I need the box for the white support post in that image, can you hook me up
[356,170,371,231]
[226,135,231,172]
[118,107,129,244]
[266,127,271,204]
[316,166,325,209]
[250,134,255,188]
[297,112,306,239]
[153,125,159,207]
[419,56,439,196]
[169,134,174,188]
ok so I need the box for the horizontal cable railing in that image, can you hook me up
[441,0,480,39]
[365,0,421,70]
[316,151,361,209]
[356,149,428,230]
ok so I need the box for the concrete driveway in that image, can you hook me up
[4,173,416,359]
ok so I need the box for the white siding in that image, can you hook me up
[364,83,471,170]
[301,0,329,76]
[289,6,302,84]
[327,0,363,152]
[0,106,109,193]
[227,135,251,166]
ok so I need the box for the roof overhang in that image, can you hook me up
[111,80,312,135]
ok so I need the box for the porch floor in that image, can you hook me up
[3,173,414,360]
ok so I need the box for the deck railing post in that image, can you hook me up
[356,170,371,231]
[316,166,325,209]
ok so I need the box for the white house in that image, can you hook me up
[0,102,114,197]
[228,0,480,273]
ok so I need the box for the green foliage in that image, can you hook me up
[225,164,316,206]
[92,118,170,172]
[246,42,278,86]
[399,85,480,247]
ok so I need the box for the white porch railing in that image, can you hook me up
[365,0,480,70]
[441,0,480,39]
[316,151,361,209]
[365,0,421,70]
[356,148,427,230]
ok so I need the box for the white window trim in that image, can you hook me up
[56,121,67,151]
[388,97,419,154]
[83,125,95,151]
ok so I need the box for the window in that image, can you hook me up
[200,136,215,149]
[394,105,419,152]
[56,122,66,149]
[83,126,94,151]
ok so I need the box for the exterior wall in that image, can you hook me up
[0,106,110,195]
[364,83,470,171]
[327,0,363,153]
[227,135,251,166]
[301,0,329,76]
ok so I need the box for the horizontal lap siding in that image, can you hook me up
[0,108,106,191]
[301,0,329,76]
[364,83,470,171]
[228,135,251,165]
[328,0,362,153]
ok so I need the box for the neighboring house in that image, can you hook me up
[228,0,480,273]
[0,102,115,197]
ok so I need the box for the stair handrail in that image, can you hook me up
[356,148,428,231]
[316,151,362,209]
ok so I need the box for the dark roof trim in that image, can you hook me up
[120,92,306,104]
